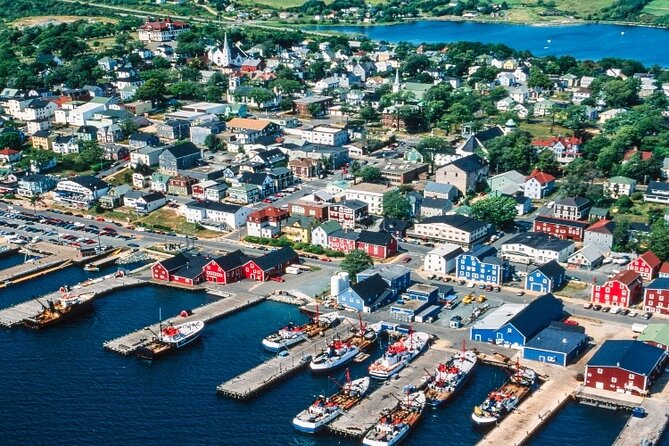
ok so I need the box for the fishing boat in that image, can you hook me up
[135,319,205,360]
[310,315,381,372]
[83,263,99,272]
[471,361,536,426]
[262,307,339,352]
[23,292,95,329]
[292,370,370,433]
[362,387,426,446]
[369,330,430,380]
[424,343,478,406]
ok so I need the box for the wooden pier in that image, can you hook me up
[328,347,443,439]
[477,364,577,446]
[614,398,669,446]
[103,292,267,355]
[0,276,146,327]
[216,323,352,401]
[84,248,127,268]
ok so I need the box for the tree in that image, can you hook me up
[307,102,322,118]
[0,132,22,149]
[383,190,411,219]
[486,131,536,174]
[614,195,634,213]
[341,249,374,278]
[204,134,219,152]
[118,118,138,138]
[471,195,518,227]
[599,78,639,108]
[534,149,560,175]
[135,78,167,107]
[527,67,552,89]
[612,219,630,252]
[649,221,669,262]
[360,166,383,183]
[359,105,378,123]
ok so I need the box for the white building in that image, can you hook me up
[501,232,575,264]
[130,146,164,168]
[407,215,489,248]
[345,182,397,215]
[53,176,109,208]
[184,201,251,229]
[301,126,349,146]
[424,243,465,275]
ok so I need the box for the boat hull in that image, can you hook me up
[136,327,203,360]
[362,424,410,446]
[262,334,306,352]
[23,300,94,329]
[310,346,360,372]
[369,359,407,380]
[292,409,341,433]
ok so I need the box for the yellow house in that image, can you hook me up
[281,215,319,244]
[31,131,53,151]
[503,59,519,70]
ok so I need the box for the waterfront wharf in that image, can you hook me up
[0,256,73,287]
[328,347,443,439]
[477,363,577,446]
[104,292,267,355]
[0,276,146,327]
[85,248,127,268]
[216,322,352,400]
[614,398,669,446]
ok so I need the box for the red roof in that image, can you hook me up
[531,136,582,148]
[660,262,669,274]
[140,17,189,31]
[586,219,614,234]
[637,251,661,269]
[248,206,288,220]
[623,150,652,161]
[526,169,556,185]
[0,148,19,155]
[610,270,641,287]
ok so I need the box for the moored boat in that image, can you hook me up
[425,343,478,406]
[135,320,205,360]
[471,361,536,426]
[310,316,381,372]
[83,263,99,272]
[293,372,370,433]
[369,330,429,380]
[23,292,95,329]
[362,387,426,446]
[262,308,339,352]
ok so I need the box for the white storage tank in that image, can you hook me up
[330,272,350,298]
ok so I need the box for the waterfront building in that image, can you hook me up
[523,322,588,367]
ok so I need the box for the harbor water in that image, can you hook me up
[0,266,645,445]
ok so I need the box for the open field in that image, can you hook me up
[642,0,669,16]
[136,208,220,238]
[11,15,118,28]
[519,120,570,139]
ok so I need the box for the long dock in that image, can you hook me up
[477,364,577,446]
[85,248,126,268]
[103,292,267,355]
[216,323,352,401]
[614,398,669,446]
[0,276,146,327]
[328,347,442,439]
[0,256,72,287]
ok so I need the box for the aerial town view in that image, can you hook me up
[1,0,669,444]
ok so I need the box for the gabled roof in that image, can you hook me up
[68,175,108,191]
[171,254,210,279]
[507,293,564,340]
[187,201,243,214]
[586,219,615,235]
[449,154,487,173]
[525,321,586,354]
[156,253,188,273]
[418,214,487,233]
[647,180,669,193]
[315,220,342,235]
[532,260,565,279]
[380,217,413,233]
[607,270,641,287]
[637,324,669,348]
[555,197,590,208]
[162,142,200,159]
[251,246,298,271]
[637,251,661,269]
[504,232,573,251]
[330,229,360,241]
[350,273,391,306]
[569,243,608,263]
[358,230,394,246]
[534,215,589,228]
[587,340,665,376]
[608,176,636,185]
[332,199,367,210]
[421,197,452,210]
[424,181,456,195]
[645,277,669,290]
[526,169,556,185]
[228,117,273,131]
[211,249,249,271]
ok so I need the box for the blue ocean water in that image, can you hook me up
[0,253,26,271]
[308,21,669,66]
[0,268,638,445]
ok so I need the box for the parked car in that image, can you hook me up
[516,291,525,296]
[269,276,285,283]
[402,256,412,263]
[320,257,331,262]
[642,312,653,320]
[563,319,579,326]
[621,308,630,316]
[610,306,621,315]
[628,311,638,317]
[601,306,611,313]
[583,302,593,309]
[592,304,602,311]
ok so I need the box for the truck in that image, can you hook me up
[285,266,301,275]
[632,323,647,333]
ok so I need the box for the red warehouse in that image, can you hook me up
[585,340,666,396]
[328,200,368,229]
[533,215,588,242]
[356,230,397,259]
[628,251,661,281]
[643,278,669,315]
[203,250,249,284]
[328,230,359,254]
[151,253,208,286]
[591,270,642,308]
[242,246,299,281]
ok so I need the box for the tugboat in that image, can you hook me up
[262,306,339,352]
[368,329,430,380]
[310,315,380,372]
[292,369,370,433]
[23,291,95,329]
[363,386,426,446]
[135,319,205,360]
[425,342,478,406]
[471,360,536,426]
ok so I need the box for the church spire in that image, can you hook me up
[392,68,400,94]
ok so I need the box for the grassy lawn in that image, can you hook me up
[519,120,570,139]
[10,15,118,28]
[503,0,616,20]
[136,208,220,238]
[104,167,133,185]
[611,200,666,224]
[642,0,669,16]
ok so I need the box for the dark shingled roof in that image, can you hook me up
[588,340,665,376]
[186,201,243,214]
[504,232,573,251]
[450,154,487,173]
[419,214,487,233]
[358,230,394,246]
[507,293,564,340]
[251,246,298,271]
[351,273,392,306]
[532,260,565,279]
[525,321,587,354]
[162,142,200,159]
[211,249,249,271]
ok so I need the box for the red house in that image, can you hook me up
[242,246,299,281]
[628,251,661,281]
[151,253,208,286]
[533,215,588,242]
[659,262,669,278]
[591,270,642,308]
[328,230,359,254]
[643,278,669,315]
[328,200,368,229]
[585,340,666,396]
[356,230,397,259]
[203,250,249,284]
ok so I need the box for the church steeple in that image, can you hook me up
[392,68,400,94]
[221,32,232,67]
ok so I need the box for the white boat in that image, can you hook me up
[362,388,426,446]
[425,348,478,406]
[292,375,370,433]
[369,331,430,380]
[310,337,360,372]
[471,363,536,425]
[262,322,307,352]
[159,320,205,348]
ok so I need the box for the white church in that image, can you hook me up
[207,33,248,69]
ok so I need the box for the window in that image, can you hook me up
[597,368,603,374]
[611,377,617,383]
[629,373,635,379]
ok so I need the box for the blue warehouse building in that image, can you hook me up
[390,283,440,323]
[470,293,564,347]
[337,274,394,313]
[455,246,508,286]
[357,264,411,295]
[525,260,566,293]
[523,321,588,367]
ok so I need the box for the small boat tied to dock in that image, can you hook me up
[135,315,205,360]
[368,329,430,380]
[362,386,426,446]
[424,340,478,407]
[262,305,339,352]
[471,360,536,426]
[293,369,370,433]
[23,287,94,329]
[310,315,381,372]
